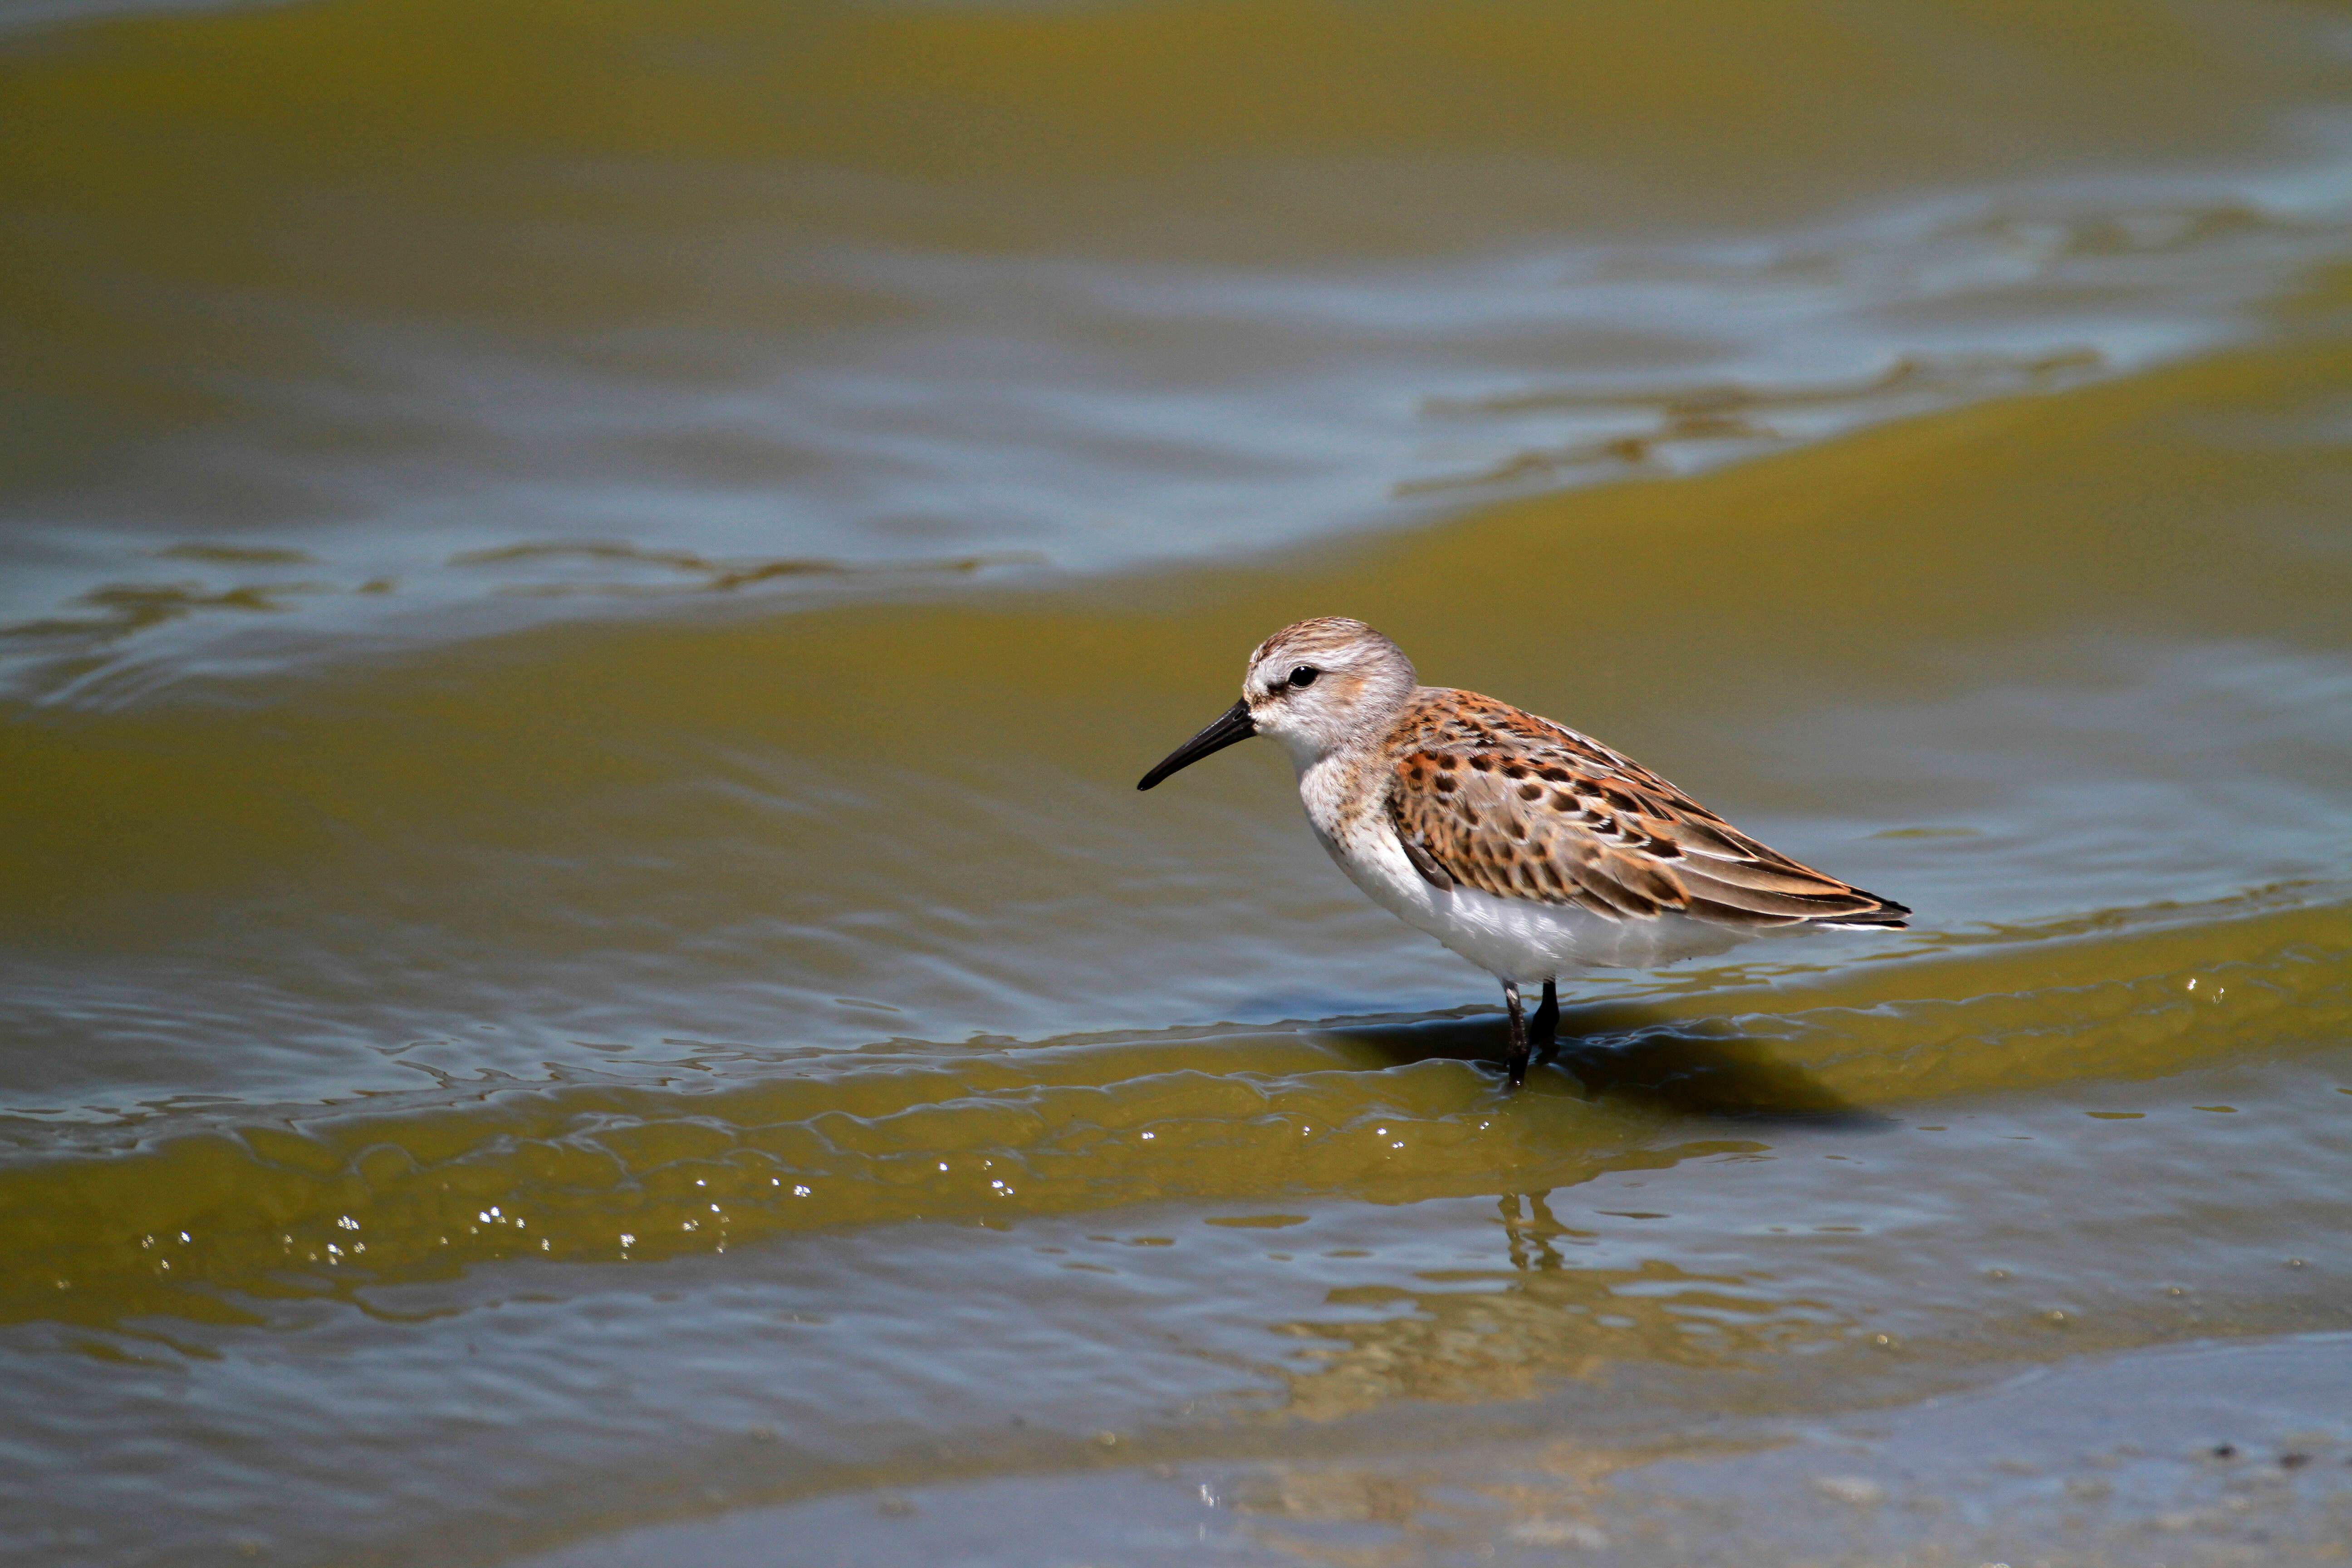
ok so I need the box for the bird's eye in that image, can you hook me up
[1288,665,1319,689]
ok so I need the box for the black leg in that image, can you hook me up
[1501,979,1529,1088]
[1530,980,1559,1067]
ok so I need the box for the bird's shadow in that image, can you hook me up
[1330,1000,1887,1127]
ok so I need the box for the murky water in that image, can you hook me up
[4,0,2351,1563]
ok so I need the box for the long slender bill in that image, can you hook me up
[1136,700,1256,790]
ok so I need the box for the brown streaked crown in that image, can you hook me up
[1248,617,1413,681]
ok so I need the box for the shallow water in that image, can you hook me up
[3,0,2351,1563]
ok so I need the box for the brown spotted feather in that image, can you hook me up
[1381,691,1908,931]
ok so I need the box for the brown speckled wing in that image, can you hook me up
[1382,691,1910,930]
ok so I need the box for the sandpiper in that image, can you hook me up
[1138,617,1908,1086]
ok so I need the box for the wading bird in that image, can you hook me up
[1138,617,1908,1086]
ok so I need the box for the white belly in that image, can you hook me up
[1314,816,1746,983]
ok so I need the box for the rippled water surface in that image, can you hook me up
[4,0,2352,1563]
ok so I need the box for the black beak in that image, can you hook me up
[1137,700,1256,790]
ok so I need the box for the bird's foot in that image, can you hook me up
[1500,979,1530,1092]
[1530,980,1560,1068]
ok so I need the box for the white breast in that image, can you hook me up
[1297,753,1746,983]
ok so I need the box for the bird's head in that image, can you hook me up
[1137,617,1417,789]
